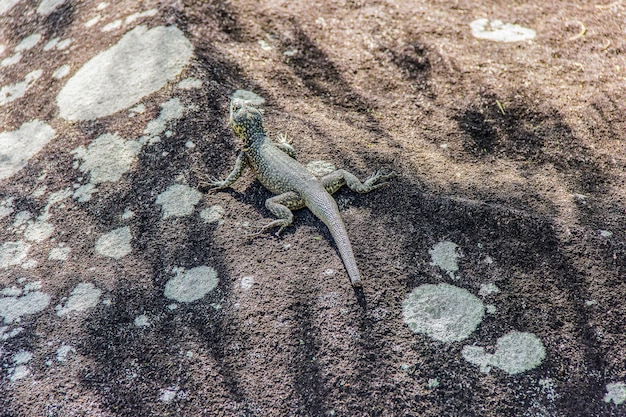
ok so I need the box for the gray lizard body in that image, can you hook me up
[202,99,392,287]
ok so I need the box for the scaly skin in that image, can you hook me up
[202,99,393,287]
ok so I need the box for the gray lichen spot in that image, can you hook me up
[479,283,500,297]
[143,98,184,138]
[0,120,55,180]
[95,226,132,259]
[469,18,536,42]
[231,89,265,106]
[57,25,193,120]
[0,197,15,219]
[48,244,70,261]
[52,64,71,79]
[56,282,102,317]
[177,77,202,90]
[71,133,141,184]
[429,241,460,279]
[604,382,626,405]
[24,220,54,242]
[0,290,50,323]
[164,266,218,303]
[200,205,225,225]
[134,314,150,327]
[402,283,485,342]
[306,160,336,177]
[56,345,75,362]
[15,33,42,51]
[462,331,546,375]
[0,0,21,15]
[0,69,42,105]
[0,241,31,268]
[156,184,202,219]
[37,0,66,16]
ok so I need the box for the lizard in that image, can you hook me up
[200,98,393,287]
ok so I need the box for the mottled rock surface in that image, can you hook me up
[1,1,625,416]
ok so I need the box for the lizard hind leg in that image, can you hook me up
[321,169,395,195]
[248,191,305,238]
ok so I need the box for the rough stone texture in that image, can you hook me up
[1,1,625,416]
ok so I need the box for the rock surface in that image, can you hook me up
[1,1,625,416]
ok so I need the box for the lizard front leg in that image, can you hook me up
[320,169,395,195]
[274,133,296,159]
[199,151,248,192]
[248,191,305,237]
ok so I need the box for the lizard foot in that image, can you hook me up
[363,170,396,191]
[244,220,289,239]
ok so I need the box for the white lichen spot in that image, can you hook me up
[72,183,95,202]
[200,205,225,225]
[52,64,71,79]
[8,351,33,381]
[159,386,179,403]
[604,382,626,405]
[479,283,500,297]
[56,282,102,316]
[231,89,265,106]
[427,378,440,389]
[1,326,24,340]
[13,211,32,228]
[43,37,59,51]
[72,133,141,184]
[429,241,460,279]
[56,344,75,362]
[185,141,195,148]
[600,230,613,238]
[164,266,218,303]
[101,19,122,32]
[84,15,101,28]
[0,241,31,269]
[48,243,70,261]
[134,314,150,327]
[470,18,536,43]
[1,52,22,67]
[15,33,42,52]
[37,0,66,16]
[95,226,132,259]
[177,77,202,90]
[2,287,21,297]
[121,208,135,220]
[21,258,37,269]
[56,38,71,50]
[143,98,185,138]
[0,0,21,15]
[23,281,41,293]
[258,39,272,51]
[156,184,202,219]
[125,9,158,25]
[57,25,193,120]
[306,160,336,177]
[0,119,54,181]
[485,304,497,314]
[24,220,54,242]
[240,276,254,290]
[462,331,546,375]
[0,290,50,323]
[402,283,484,343]
[0,69,43,106]
[0,197,15,219]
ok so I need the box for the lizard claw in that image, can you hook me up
[364,170,396,189]
[198,177,226,193]
[276,132,291,144]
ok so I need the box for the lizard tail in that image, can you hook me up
[307,194,363,287]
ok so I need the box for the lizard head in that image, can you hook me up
[229,98,265,146]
